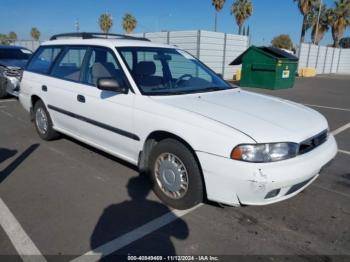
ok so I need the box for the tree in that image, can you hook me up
[0,34,9,45]
[294,0,320,43]
[271,34,294,50]
[8,32,17,42]
[328,0,350,47]
[30,27,40,41]
[122,13,137,34]
[311,5,331,45]
[0,32,17,45]
[99,13,113,35]
[212,0,225,32]
[339,36,350,47]
[231,0,253,35]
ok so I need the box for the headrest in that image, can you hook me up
[134,61,156,76]
[92,62,114,77]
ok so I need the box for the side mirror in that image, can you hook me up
[97,78,128,94]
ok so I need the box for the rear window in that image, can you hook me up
[51,47,87,81]
[0,48,32,60]
[27,47,62,74]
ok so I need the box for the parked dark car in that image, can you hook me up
[0,45,32,98]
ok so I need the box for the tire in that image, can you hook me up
[149,138,204,210]
[0,78,7,99]
[33,100,59,140]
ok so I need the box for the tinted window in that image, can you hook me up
[84,47,125,86]
[27,47,62,74]
[51,47,87,81]
[0,48,32,60]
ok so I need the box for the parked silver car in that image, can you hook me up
[0,45,32,98]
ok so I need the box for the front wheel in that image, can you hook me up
[149,139,204,210]
[33,100,59,140]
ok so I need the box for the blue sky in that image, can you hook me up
[0,0,349,46]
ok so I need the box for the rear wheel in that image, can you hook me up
[149,138,203,210]
[33,100,59,140]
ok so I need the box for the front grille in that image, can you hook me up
[298,130,328,155]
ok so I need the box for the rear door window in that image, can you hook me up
[27,47,62,74]
[51,47,87,81]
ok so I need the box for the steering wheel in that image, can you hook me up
[175,74,193,87]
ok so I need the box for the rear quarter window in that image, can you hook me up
[27,47,62,74]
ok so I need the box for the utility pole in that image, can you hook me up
[314,0,322,45]
[75,19,80,32]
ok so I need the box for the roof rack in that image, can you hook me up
[50,32,150,41]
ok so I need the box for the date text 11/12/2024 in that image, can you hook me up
[127,255,220,261]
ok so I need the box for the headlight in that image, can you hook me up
[231,143,299,163]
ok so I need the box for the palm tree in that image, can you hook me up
[294,0,320,43]
[122,13,137,34]
[231,0,253,35]
[212,0,225,32]
[30,27,40,41]
[99,13,113,35]
[328,0,350,47]
[311,5,331,45]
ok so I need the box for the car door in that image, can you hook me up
[46,46,90,135]
[24,46,63,107]
[68,46,138,163]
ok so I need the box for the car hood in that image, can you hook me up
[0,59,27,68]
[151,89,328,143]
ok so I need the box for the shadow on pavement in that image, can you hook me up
[0,148,17,164]
[90,175,189,260]
[0,144,40,183]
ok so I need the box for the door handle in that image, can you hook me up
[77,94,85,103]
[42,85,48,92]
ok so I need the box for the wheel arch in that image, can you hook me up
[30,94,43,121]
[138,130,207,197]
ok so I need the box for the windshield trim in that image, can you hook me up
[115,46,234,96]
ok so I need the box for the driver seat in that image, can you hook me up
[133,61,163,87]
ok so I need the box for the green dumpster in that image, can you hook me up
[230,46,299,89]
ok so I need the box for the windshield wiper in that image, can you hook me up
[195,86,229,93]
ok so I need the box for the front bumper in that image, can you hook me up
[197,134,338,206]
[0,76,20,97]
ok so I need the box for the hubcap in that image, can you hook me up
[35,108,48,134]
[154,153,189,199]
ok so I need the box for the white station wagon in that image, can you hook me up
[19,33,337,209]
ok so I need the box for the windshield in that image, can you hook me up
[0,48,32,60]
[117,47,233,95]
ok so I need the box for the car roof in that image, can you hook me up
[41,38,175,49]
[0,44,31,51]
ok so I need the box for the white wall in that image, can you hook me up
[298,43,350,74]
[12,40,41,52]
[338,49,350,73]
[132,30,249,80]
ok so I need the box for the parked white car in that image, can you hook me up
[19,33,337,209]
